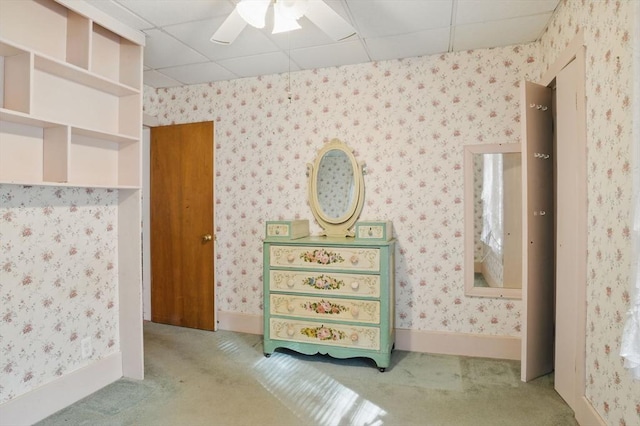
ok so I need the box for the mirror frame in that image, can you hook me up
[307,139,365,237]
[464,143,522,299]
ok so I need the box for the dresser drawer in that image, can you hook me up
[270,294,380,324]
[269,270,380,298]
[269,245,380,272]
[269,318,380,350]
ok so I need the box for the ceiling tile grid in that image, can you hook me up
[86,0,560,88]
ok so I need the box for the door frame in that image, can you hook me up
[538,31,601,425]
[142,114,157,321]
[141,116,217,330]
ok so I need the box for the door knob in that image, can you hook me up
[202,234,213,242]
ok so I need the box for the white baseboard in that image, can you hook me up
[216,310,262,335]
[575,395,606,426]
[395,328,521,360]
[216,311,520,360]
[0,353,123,426]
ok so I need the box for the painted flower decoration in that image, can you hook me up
[302,299,347,314]
[301,325,346,341]
[300,249,344,265]
[303,274,344,290]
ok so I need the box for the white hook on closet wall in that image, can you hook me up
[529,103,549,111]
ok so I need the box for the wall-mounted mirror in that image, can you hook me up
[464,143,522,299]
[308,139,365,237]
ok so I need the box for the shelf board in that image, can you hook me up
[72,127,138,144]
[0,108,61,128]
[0,40,28,57]
[0,180,140,190]
[1,108,138,143]
[34,53,140,97]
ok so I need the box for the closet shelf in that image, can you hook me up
[0,108,139,143]
[0,40,27,57]
[34,54,139,97]
[0,180,141,190]
[0,38,139,97]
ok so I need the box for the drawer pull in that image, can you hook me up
[351,306,359,317]
[351,281,360,290]
[350,255,359,265]
[287,279,295,288]
[287,254,296,263]
[287,326,295,337]
[287,304,295,313]
[350,332,359,343]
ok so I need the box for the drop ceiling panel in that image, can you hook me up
[346,0,454,38]
[143,70,183,88]
[115,0,234,27]
[159,62,238,85]
[217,51,301,78]
[455,0,560,25]
[365,27,451,62]
[85,0,153,30]
[143,28,210,69]
[453,13,553,51]
[290,40,370,70]
[89,0,560,88]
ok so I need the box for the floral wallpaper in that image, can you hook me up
[537,0,639,424]
[144,42,538,338]
[0,0,633,422]
[148,1,638,425]
[0,185,119,404]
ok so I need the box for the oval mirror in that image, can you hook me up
[317,149,356,222]
[308,139,364,237]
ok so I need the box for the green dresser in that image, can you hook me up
[263,236,395,371]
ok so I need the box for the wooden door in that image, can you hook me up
[520,81,555,382]
[150,122,215,330]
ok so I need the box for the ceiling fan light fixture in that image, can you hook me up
[276,0,308,20]
[236,0,271,29]
[272,1,302,34]
[211,0,356,45]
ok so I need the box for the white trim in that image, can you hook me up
[538,31,589,414]
[118,189,144,379]
[217,311,263,335]
[142,128,151,321]
[395,328,521,360]
[540,30,584,87]
[575,396,606,426]
[143,113,159,128]
[0,353,123,426]
[216,312,520,360]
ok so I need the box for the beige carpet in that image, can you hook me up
[38,321,577,426]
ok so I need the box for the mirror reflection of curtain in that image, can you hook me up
[481,154,504,257]
[317,152,354,218]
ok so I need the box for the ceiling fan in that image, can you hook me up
[211,0,356,45]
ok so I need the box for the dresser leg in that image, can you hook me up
[264,353,271,358]
[378,367,386,372]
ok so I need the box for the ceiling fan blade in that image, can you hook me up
[304,0,356,41]
[211,8,248,45]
